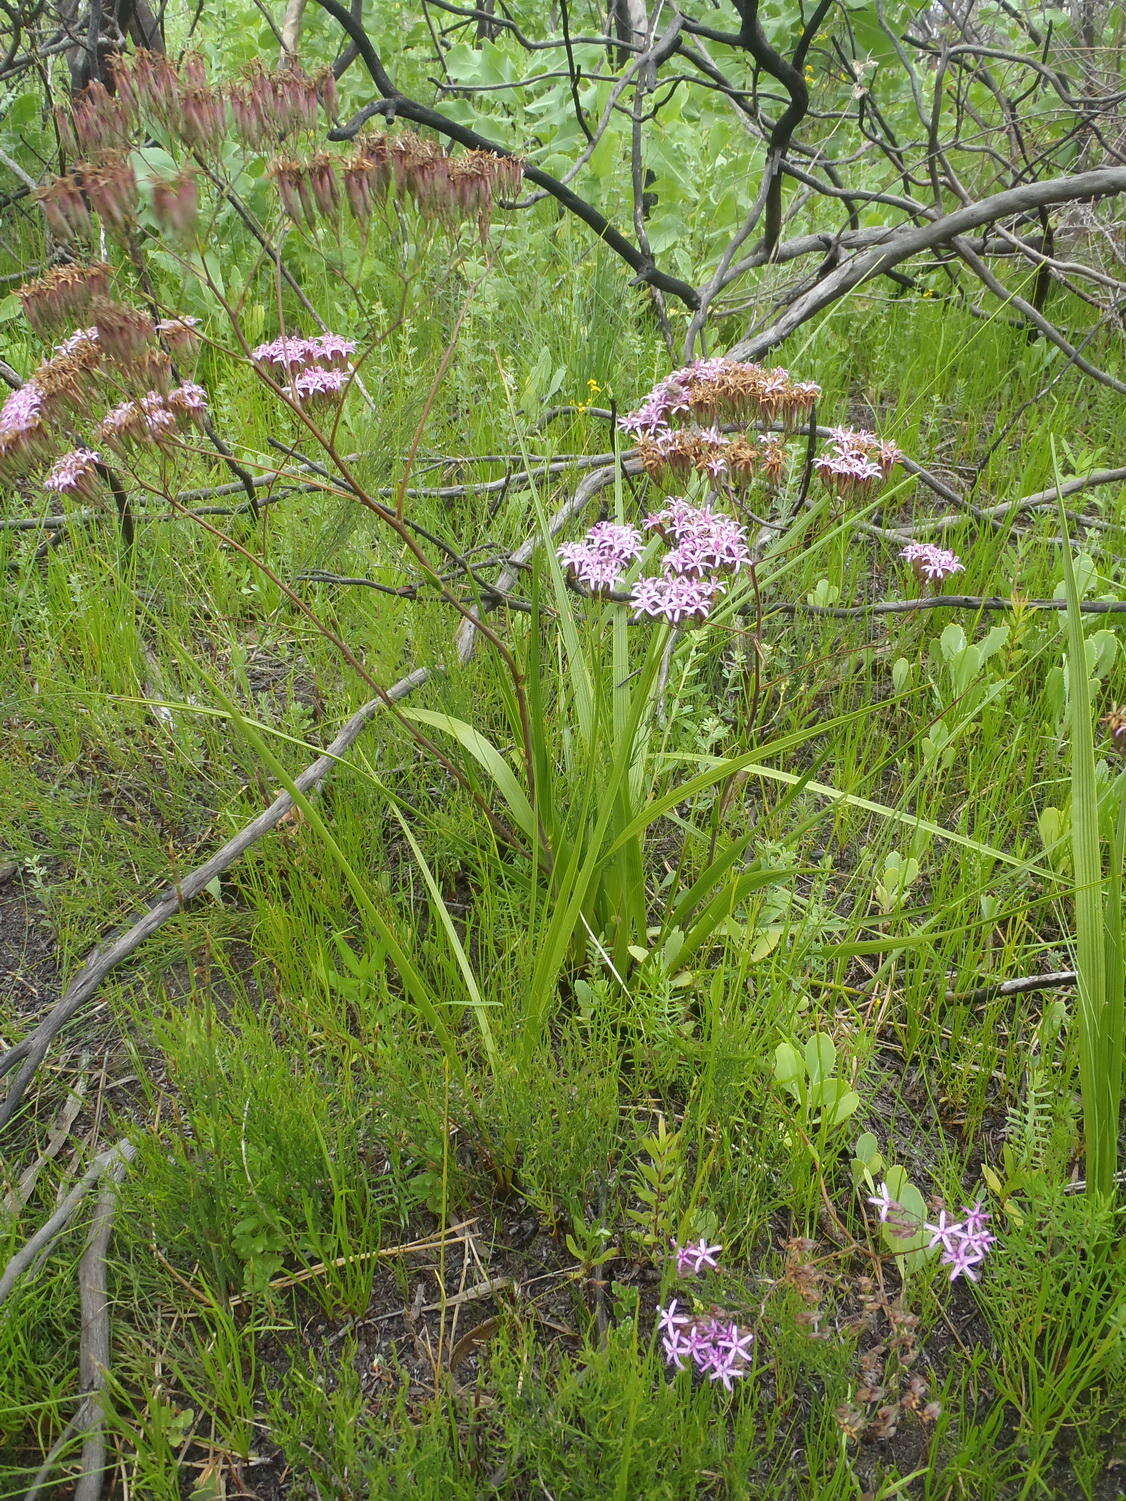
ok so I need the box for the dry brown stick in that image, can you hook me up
[913,467,1126,534]
[945,969,1077,1006]
[0,674,429,1132]
[0,1140,136,1306]
[766,596,1126,618]
[23,1148,132,1501]
[73,1155,129,1501]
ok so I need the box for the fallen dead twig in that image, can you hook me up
[3,1065,88,1214]
[0,673,428,1131]
[73,1159,127,1501]
[765,596,1126,618]
[24,1147,131,1501]
[227,1218,480,1307]
[0,1140,135,1307]
[945,970,1077,1007]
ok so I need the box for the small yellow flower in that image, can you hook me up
[587,378,603,395]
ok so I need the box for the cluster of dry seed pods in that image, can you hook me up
[274,131,523,234]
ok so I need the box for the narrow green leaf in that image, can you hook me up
[400,708,538,843]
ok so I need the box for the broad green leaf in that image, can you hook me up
[773,1042,804,1100]
[804,1033,835,1085]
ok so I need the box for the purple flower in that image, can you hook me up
[43,447,100,495]
[924,1209,963,1255]
[305,332,357,366]
[673,1239,723,1276]
[557,520,643,593]
[584,521,644,559]
[53,327,100,357]
[288,365,350,403]
[557,543,627,592]
[630,573,724,626]
[660,1312,753,1388]
[139,391,177,437]
[661,1325,692,1370]
[657,1300,688,1338]
[867,1183,897,1223]
[252,335,315,370]
[827,425,879,451]
[960,1201,990,1236]
[900,542,964,583]
[0,382,44,437]
[940,1228,994,1282]
[170,381,206,409]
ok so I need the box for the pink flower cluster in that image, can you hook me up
[1,382,45,439]
[252,333,356,406]
[95,383,207,448]
[620,359,820,438]
[0,382,47,473]
[557,500,752,626]
[54,327,100,357]
[631,574,723,625]
[155,316,202,360]
[673,1238,723,1276]
[813,428,903,499]
[657,1242,755,1392]
[900,541,964,584]
[645,498,753,576]
[557,521,644,591]
[631,499,751,625]
[286,366,351,404]
[252,333,356,370]
[43,447,101,497]
[867,1185,995,1282]
[658,1303,755,1391]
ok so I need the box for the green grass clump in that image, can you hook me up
[1,22,1124,1499]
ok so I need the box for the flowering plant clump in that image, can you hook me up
[620,358,905,536]
[273,132,523,235]
[636,426,762,489]
[43,447,102,497]
[867,1184,995,1282]
[0,383,49,474]
[899,541,964,585]
[17,263,111,336]
[556,521,644,592]
[656,1242,755,1391]
[2,272,213,494]
[630,573,724,625]
[556,499,752,625]
[621,362,904,517]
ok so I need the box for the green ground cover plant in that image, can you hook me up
[0,0,1123,1496]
